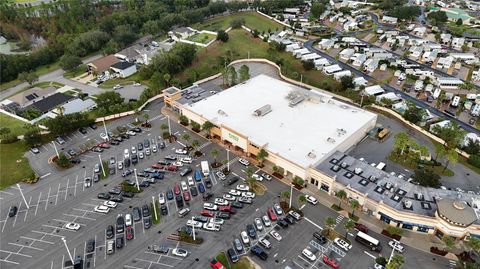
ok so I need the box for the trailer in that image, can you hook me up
[201,161,210,177]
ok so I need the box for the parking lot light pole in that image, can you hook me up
[152,196,158,221]
[191,216,196,241]
[167,115,172,136]
[134,169,140,191]
[388,240,398,264]
[16,184,29,209]
[289,184,293,209]
[102,118,109,141]
[51,141,59,158]
[227,149,230,172]
[98,154,106,178]
[61,237,74,265]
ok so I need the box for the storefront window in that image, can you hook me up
[417,226,429,233]
[320,183,329,192]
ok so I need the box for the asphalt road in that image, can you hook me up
[303,40,480,135]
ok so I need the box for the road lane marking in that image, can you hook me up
[304,217,323,231]
[364,251,376,259]
[35,192,41,216]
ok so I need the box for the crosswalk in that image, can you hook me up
[148,115,165,123]
[218,156,239,171]
[197,141,211,151]
[334,215,345,228]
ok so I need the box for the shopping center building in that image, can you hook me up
[164,74,480,239]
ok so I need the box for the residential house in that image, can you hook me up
[429,120,451,133]
[412,27,427,37]
[372,52,393,61]
[422,51,438,63]
[436,56,454,69]
[293,48,310,58]
[376,92,402,103]
[314,58,331,70]
[364,85,385,96]
[440,33,452,45]
[472,68,480,81]
[58,98,96,115]
[333,70,352,81]
[323,64,343,75]
[87,55,120,75]
[353,76,368,87]
[364,48,385,57]
[23,93,75,115]
[318,39,336,50]
[452,37,465,50]
[170,27,196,40]
[286,43,301,52]
[382,15,398,24]
[437,77,464,89]
[8,86,57,109]
[339,48,355,61]
[352,54,367,67]
[450,53,478,64]
[423,43,442,52]
[343,20,357,32]
[301,53,321,62]
[409,46,424,60]
[472,103,480,116]
[110,62,137,78]
[364,58,379,72]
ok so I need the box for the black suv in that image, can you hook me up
[132,207,141,222]
[161,205,168,215]
[106,225,114,239]
[143,139,150,148]
[137,143,143,151]
[98,193,111,200]
[251,245,268,260]
[313,232,327,244]
[86,239,95,253]
[142,204,151,217]
[116,215,125,233]
[246,224,257,238]
[202,192,213,201]
[116,235,124,249]
[176,195,184,207]
[226,176,240,186]
[277,218,289,228]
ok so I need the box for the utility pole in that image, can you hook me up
[98,154,106,178]
[152,196,158,221]
[61,237,74,265]
[289,184,293,208]
[16,184,29,209]
[102,118,109,141]
[51,141,59,158]
[134,169,140,191]
[191,216,196,241]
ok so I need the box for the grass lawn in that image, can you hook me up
[193,12,283,33]
[216,252,253,269]
[389,154,454,177]
[0,140,36,189]
[459,156,480,175]
[0,60,61,91]
[64,64,88,79]
[187,33,216,44]
[0,113,29,137]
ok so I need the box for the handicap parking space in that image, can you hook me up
[127,242,185,269]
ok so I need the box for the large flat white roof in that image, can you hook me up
[185,75,377,168]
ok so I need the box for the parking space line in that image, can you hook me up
[74,175,79,196]
[42,224,78,232]
[65,178,69,200]
[55,183,61,206]
[0,258,19,265]
[364,251,376,259]
[50,260,54,269]
[20,236,55,245]
[63,213,96,221]
[0,190,14,196]
[135,258,174,268]
[93,234,97,267]
[124,265,143,269]
[83,240,87,269]
[35,192,42,216]
[0,249,32,258]
[8,242,44,251]
[52,218,87,226]
[304,217,323,231]
[45,187,51,211]
[12,201,22,228]
[1,206,10,232]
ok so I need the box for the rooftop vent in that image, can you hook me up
[327,137,336,143]
[421,202,431,210]
[307,151,317,159]
[331,165,340,172]
[415,193,424,201]
[403,199,413,210]
[253,105,272,117]
[337,128,347,136]
[341,162,349,168]
[330,158,339,164]
[218,109,228,117]
[289,96,305,107]
[345,172,354,179]
[359,179,369,186]
[368,175,378,182]
[354,168,363,175]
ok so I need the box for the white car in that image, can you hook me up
[125,214,133,226]
[374,263,386,269]
[131,146,137,154]
[187,177,195,186]
[172,248,188,257]
[145,148,151,156]
[117,161,123,170]
[305,195,318,205]
[174,161,184,167]
[241,192,255,199]
[203,222,220,231]
[127,130,136,136]
[152,145,157,153]
[139,152,144,159]
[103,201,117,208]
[238,158,249,166]
[388,240,405,253]
[228,189,242,196]
[94,163,100,173]
[84,178,92,188]
[214,198,228,206]
[254,218,263,231]
[124,149,130,159]
[94,205,110,213]
[334,238,352,251]
[252,173,263,181]
[216,171,226,180]
[159,193,166,205]
[64,222,81,230]
[181,157,192,163]
[261,173,272,181]
[175,149,188,155]
[273,203,283,216]
[209,218,224,225]
[203,203,218,211]
[186,220,202,228]
[269,230,282,241]
[181,181,188,191]
[301,248,316,262]
[241,231,250,244]
[262,215,271,227]
[113,84,123,90]
[236,184,250,192]
[222,194,236,201]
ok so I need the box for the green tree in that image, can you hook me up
[230,18,245,29]
[56,153,71,168]
[442,236,456,250]
[181,133,190,147]
[59,54,82,71]
[456,18,463,26]
[95,91,125,115]
[344,219,355,238]
[216,30,229,42]
[239,65,250,82]
[211,149,219,164]
[336,189,347,208]
[340,76,354,90]
[386,254,405,269]
[310,3,326,19]
[18,71,38,86]
[403,101,426,124]
[444,148,458,172]
[179,115,189,125]
[386,226,404,237]
[466,237,480,254]
[298,195,307,205]
[324,216,336,236]
[21,108,41,120]
[191,139,200,151]
[302,60,315,71]
[246,177,257,190]
[228,66,237,86]
[0,127,11,139]
[428,11,448,26]
[163,73,171,87]
[281,190,290,203]
[256,148,269,166]
[23,125,42,147]
[349,199,360,218]
[376,257,387,266]
[143,113,149,123]
[393,132,410,156]
[160,123,168,131]
[202,121,214,135]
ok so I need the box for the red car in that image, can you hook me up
[167,165,177,171]
[354,223,368,233]
[323,256,340,268]
[267,208,277,221]
[183,191,191,202]
[219,205,232,213]
[210,258,225,269]
[126,226,134,240]
[152,163,163,169]
[201,210,215,217]
[174,183,181,195]
[98,143,110,149]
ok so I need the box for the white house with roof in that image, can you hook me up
[471,104,480,116]
[429,120,451,132]
[323,64,343,75]
[352,54,367,67]
[364,85,385,96]
[344,20,358,31]
[334,70,352,80]
[372,52,393,61]
[472,68,480,81]
[409,46,424,60]
[353,76,368,87]
[364,59,379,72]
[422,51,438,63]
[382,15,398,24]
[412,27,427,36]
[436,56,454,69]
[452,37,465,50]
[376,92,402,103]
[301,53,321,62]
[293,48,310,58]
[318,39,336,50]
[450,53,478,64]
[440,33,452,45]
[339,48,355,61]
[314,58,331,70]
[437,77,464,89]
[286,43,301,52]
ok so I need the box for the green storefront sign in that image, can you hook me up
[228,133,239,142]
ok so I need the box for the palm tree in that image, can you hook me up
[349,199,360,219]
[443,148,458,173]
[202,121,214,137]
[393,132,410,157]
[181,133,190,148]
[324,216,336,237]
[246,177,256,190]
[160,123,168,131]
[246,167,254,178]
[386,254,405,269]
[256,148,269,166]
[191,140,200,151]
[466,237,480,254]
[336,190,347,208]
[163,73,171,87]
[143,113,150,123]
[211,149,219,164]
[344,219,355,239]
[298,195,307,206]
[280,190,290,203]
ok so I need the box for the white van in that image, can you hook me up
[124,149,130,159]
[178,208,190,218]
[107,240,115,255]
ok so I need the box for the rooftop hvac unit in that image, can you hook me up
[403,200,413,209]
[327,137,336,143]
[289,96,305,107]
[217,109,228,117]
[354,168,362,175]
[253,105,272,117]
[307,151,317,158]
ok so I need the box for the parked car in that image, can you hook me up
[313,232,328,244]
[250,245,268,260]
[238,158,249,166]
[388,240,404,253]
[234,238,243,252]
[334,238,352,251]
[269,230,282,241]
[172,248,188,257]
[305,195,318,205]
[323,256,340,268]
[302,248,316,262]
[227,248,238,263]
[8,206,18,217]
[106,225,114,239]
